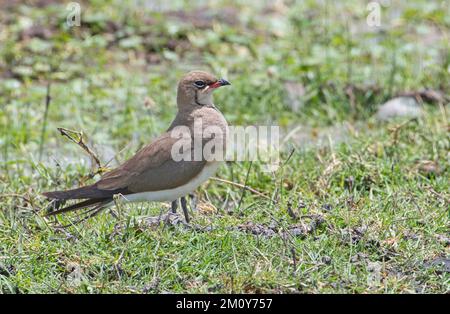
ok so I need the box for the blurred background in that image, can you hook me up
[1,0,448,166]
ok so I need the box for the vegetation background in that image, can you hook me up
[0,0,448,293]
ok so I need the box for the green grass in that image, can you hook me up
[0,0,449,293]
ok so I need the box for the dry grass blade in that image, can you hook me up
[57,127,102,168]
[211,177,271,201]
[38,82,52,161]
[388,117,418,145]
[57,127,110,182]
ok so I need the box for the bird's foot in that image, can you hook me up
[142,196,192,227]
[189,193,197,211]
[171,200,178,213]
[142,211,185,228]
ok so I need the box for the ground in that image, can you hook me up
[0,1,449,293]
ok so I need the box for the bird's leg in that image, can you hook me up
[171,199,178,214]
[189,193,197,211]
[180,196,190,223]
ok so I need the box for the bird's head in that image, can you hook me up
[177,71,230,109]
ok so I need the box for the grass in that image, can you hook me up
[0,0,449,293]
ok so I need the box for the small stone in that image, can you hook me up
[322,256,332,265]
[376,96,422,121]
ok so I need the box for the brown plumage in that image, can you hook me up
[43,71,230,218]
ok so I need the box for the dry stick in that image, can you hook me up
[268,148,295,207]
[389,117,417,145]
[38,82,51,161]
[281,148,295,168]
[290,247,297,274]
[210,177,271,201]
[57,127,102,169]
[264,148,305,265]
[236,161,253,212]
[59,205,104,228]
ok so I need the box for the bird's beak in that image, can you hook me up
[208,78,231,89]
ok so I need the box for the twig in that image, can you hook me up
[388,117,417,145]
[398,89,447,104]
[290,247,297,274]
[281,148,295,168]
[237,161,253,212]
[38,82,51,161]
[211,149,296,203]
[210,176,270,201]
[57,127,102,169]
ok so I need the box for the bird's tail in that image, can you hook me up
[43,184,101,200]
[43,184,124,219]
[45,197,112,216]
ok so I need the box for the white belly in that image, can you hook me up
[119,161,222,203]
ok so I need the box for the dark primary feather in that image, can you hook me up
[43,184,126,217]
[42,184,129,200]
[45,197,110,216]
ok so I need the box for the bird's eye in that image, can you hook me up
[194,80,206,88]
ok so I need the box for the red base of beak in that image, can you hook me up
[209,78,231,89]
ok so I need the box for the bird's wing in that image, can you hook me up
[97,132,206,193]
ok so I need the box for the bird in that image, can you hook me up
[43,71,230,223]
